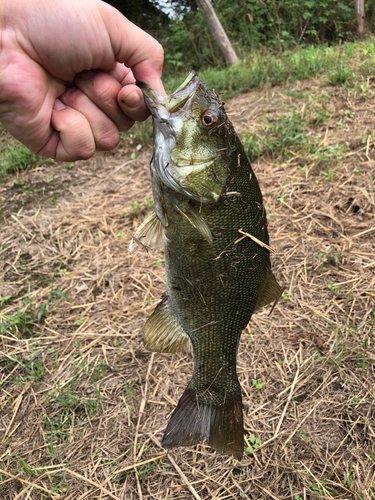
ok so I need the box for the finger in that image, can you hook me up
[60,86,120,150]
[37,99,95,161]
[107,63,135,86]
[118,84,150,122]
[100,2,165,95]
[74,71,135,131]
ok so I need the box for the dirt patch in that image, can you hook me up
[0,74,374,499]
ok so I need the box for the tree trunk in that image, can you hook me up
[355,0,365,38]
[195,0,238,65]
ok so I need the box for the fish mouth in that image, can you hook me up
[138,71,199,116]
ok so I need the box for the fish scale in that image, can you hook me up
[130,72,280,459]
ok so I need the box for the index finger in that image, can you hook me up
[101,2,165,95]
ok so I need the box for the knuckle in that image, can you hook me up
[153,42,164,68]
[154,41,164,58]
[76,143,96,160]
[92,78,118,106]
[60,88,85,107]
[97,131,120,151]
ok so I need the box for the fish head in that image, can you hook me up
[139,72,231,203]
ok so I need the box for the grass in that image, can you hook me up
[0,37,375,499]
[0,37,374,182]
[164,36,375,97]
[0,126,52,182]
[242,104,347,170]
[0,287,68,340]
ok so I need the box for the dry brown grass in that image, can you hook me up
[1,72,374,499]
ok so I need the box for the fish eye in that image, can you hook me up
[201,112,217,129]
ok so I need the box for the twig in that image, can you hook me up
[237,228,276,253]
[0,469,60,498]
[113,454,165,475]
[134,353,155,460]
[299,462,334,499]
[63,468,122,500]
[274,368,300,437]
[149,435,202,500]
[0,326,72,392]
[281,401,322,450]
[2,383,31,442]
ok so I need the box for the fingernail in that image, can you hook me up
[53,99,66,111]
[63,86,78,96]
[122,91,141,109]
[76,70,97,80]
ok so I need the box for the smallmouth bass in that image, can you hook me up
[130,72,280,459]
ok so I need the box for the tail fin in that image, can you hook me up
[162,387,243,459]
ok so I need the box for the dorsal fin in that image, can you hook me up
[144,294,191,353]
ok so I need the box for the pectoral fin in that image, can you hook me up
[129,211,164,253]
[175,203,213,245]
[254,265,282,312]
[144,294,191,353]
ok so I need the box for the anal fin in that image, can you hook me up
[254,264,281,312]
[144,294,190,353]
[129,210,164,253]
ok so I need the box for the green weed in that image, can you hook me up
[252,379,265,389]
[315,245,340,270]
[328,66,355,85]
[246,433,262,453]
[0,134,53,183]
[1,305,34,338]
[323,167,334,181]
[163,38,375,99]
[44,379,102,415]
[242,104,346,169]
[0,285,68,340]
[126,199,154,218]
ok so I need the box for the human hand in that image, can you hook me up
[0,0,164,161]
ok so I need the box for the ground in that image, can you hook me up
[0,70,374,500]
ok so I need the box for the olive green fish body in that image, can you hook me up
[130,73,280,459]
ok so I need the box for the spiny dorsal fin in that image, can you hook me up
[144,294,191,353]
[129,210,164,253]
[175,203,213,245]
[254,265,281,312]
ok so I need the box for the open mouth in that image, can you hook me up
[138,71,200,117]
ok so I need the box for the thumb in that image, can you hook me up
[100,2,165,95]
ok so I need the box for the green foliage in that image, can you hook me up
[164,38,375,100]
[0,127,52,182]
[234,0,355,46]
[328,66,356,85]
[246,433,262,453]
[315,245,341,270]
[126,198,154,218]
[0,287,68,338]
[252,379,265,389]
[242,103,346,168]
[108,0,169,30]
[126,0,371,76]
